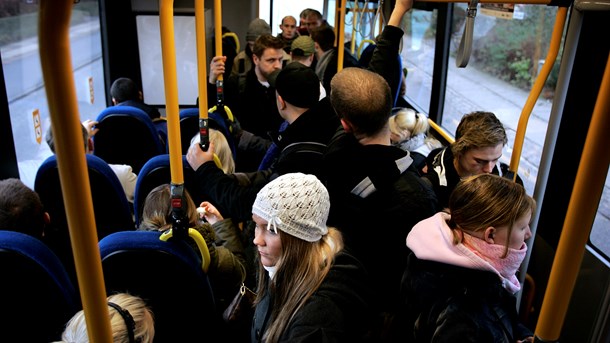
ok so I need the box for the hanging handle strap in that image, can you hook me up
[456,0,479,68]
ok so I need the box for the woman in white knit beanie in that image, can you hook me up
[250,173,374,343]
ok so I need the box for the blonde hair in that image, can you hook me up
[190,128,235,174]
[59,293,155,343]
[447,174,536,257]
[255,227,343,342]
[389,108,429,142]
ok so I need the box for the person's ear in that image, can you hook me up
[138,90,144,101]
[43,212,51,225]
[484,227,496,244]
[111,97,118,105]
[253,54,260,66]
[276,94,287,111]
[340,118,353,133]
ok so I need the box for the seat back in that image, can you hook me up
[0,230,80,342]
[179,108,237,158]
[94,105,166,174]
[133,154,201,227]
[35,154,135,283]
[99,231,219,342]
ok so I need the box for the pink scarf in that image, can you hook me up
[462,233,527,294]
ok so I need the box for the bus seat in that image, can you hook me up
[93,105,166,174]
[35,154,135,284]
[179,108,237,158]
[133,154,200,227]
[0,230,79,342]
[99,230,220,342]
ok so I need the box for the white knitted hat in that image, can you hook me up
[252,173,329,242]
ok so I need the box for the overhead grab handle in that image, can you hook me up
[455,0,479,68]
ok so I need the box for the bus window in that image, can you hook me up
[401,8,434,113]
[1,0,105,188]
[402,4,560,196]
[590,169,610,258]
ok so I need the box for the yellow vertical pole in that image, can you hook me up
[195,0,208,114]
[195,0,211,151]
[38,1,112,342]
[535,52,610,341]
[214,0,223,82]
[159,0,184,184]
[509,7,566,179]
[337,0,346,71]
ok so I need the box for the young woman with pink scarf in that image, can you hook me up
[402,173,535,343]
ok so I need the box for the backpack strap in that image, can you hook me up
[351,153,414,199]
[431,147,449,187]
[278,141,327,163]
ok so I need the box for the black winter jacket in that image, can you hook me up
[322,130,439,314]
[422,146,523,209]
[251,251,374,343]
[402,255,533,342]
[192,98,340,223]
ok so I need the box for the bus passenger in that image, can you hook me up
[232,18,270,78]
[310,25,360,95]
[57,293,155,343]
[46,120,137,203]
[138,184,246,312]
[289,35,327,100]
[318,3,439,341]
[110,77,167,145]
[0,178,49,240]
[188,61,339,223]
[304,9,330,33]
[403,173,535,343]
[422,111,521,209]
[277,15,298,54]
[208,34,286,171]
[297,9,313,36]
[389,107,442,172]
[251,173,373,343]
[110,77,161,122]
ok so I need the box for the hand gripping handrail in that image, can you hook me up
[39,1,113,342]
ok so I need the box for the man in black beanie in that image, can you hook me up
[186,61,339,223]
